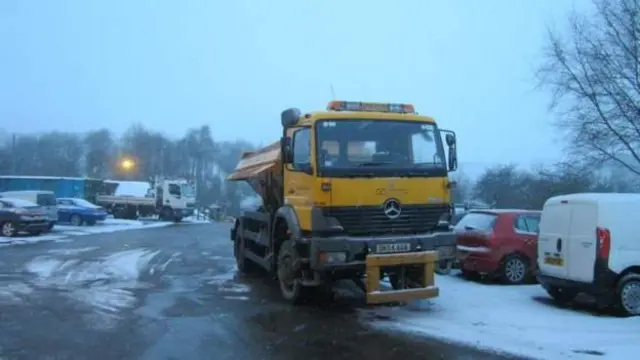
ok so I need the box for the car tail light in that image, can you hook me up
[596,227,611,258]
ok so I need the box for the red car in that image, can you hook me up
[455,209,541,284]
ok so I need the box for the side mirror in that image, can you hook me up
[445,133,456,147]
[448,145,458,172]
[281,137,293,163]
[281,108,301,128]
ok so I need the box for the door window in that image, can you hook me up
[292,128,311,169]
[514,214,541,234]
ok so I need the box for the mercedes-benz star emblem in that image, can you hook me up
[383,199,402,219]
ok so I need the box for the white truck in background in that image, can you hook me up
[96,176,196,222]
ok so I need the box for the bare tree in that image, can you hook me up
[538,0,640,175]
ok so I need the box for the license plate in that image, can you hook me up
[376,243,411,253]
[544,256,564,266]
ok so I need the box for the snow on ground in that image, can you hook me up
[0,219,175,246]
[54,218,173,235]
[363,273,640,360]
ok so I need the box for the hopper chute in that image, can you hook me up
[227,141,281,201]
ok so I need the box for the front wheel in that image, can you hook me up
[1,222,17,237]
[70,214,83,226]
[617,273,640,317]
[277,240,312,304]
[545,285,578,305]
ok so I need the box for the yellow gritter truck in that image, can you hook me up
[227,100,459,305]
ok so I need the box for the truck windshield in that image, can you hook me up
[180,183,195,198]
[315,119,447,177]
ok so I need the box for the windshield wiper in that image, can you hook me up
[357,161,394,167]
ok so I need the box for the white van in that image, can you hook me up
[0,191,58,231]
[537,193,640,316]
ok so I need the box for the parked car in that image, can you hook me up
[0,190,58,231]
[0,197,49,237]
[537,193,640,317]
[455,209,541,284]
[56,197,108,226]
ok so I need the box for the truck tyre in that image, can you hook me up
[616,273,640,317]
[277,240,312,304]
[234,231,260,273]
[160,207,173,222]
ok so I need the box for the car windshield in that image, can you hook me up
[71,198,101,208]
[315,119,446,177]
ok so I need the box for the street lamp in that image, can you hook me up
[120,158,135,172]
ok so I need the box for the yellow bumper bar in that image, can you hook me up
[365,250,440,304]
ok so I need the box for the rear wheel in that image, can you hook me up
[277,240,312,304]
[70,214,83,226]
[500,254,529,285]
[233,230,260,273]
[545,285,578,304]
[617,273,640,317]
[1,222,16,237]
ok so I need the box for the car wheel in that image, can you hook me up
[545,285,578,304]
[1,222,16,237]
[70,214,83,226]
[501,254,529,285]
[617,273,640,317]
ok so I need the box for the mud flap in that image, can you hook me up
[365,251,440,304]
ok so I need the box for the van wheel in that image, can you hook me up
[277,240,312,304]
[617,273,640,317]
[545,285,578,304]
[500,254,529,285]
[1,222,16,237]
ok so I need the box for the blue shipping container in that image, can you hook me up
[0,176,88,199]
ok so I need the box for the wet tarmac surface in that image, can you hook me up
[0,223,521,360]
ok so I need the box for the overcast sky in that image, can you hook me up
[0,0,588,171]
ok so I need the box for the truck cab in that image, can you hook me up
[229,100,458,304]
[152,177,196,219]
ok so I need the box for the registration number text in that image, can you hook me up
[376,243,411,253]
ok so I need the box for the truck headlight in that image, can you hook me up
[319,251,347,264]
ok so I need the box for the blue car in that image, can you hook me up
[56,198,108,226]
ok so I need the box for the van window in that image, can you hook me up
[514,214,541,233]
[37,193,56,206]
[454,212,497,231]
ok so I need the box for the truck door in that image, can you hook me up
[284,126,314,230]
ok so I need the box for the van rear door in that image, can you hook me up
[538,202,571,278]
[566,202,598,283]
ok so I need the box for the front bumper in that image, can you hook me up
[307,230,456,271]
[305,232,453,304]
[16,221,49,233]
